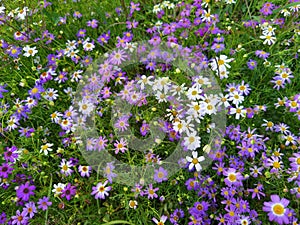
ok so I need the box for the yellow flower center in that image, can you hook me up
[189,136,195,143]
[157,172,164,178]
[192,158,198,164]
[273,161,280,168]
[31,88,38,94]
[218,59,224,66]
[228,173,236,182]
[272,204,284,215]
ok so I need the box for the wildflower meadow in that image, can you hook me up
[0,0,300,224]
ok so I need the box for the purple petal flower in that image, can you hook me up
[16,182,36,202]
[37,196,52,211]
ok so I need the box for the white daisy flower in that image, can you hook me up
[40,143,53,155]
[52,183,66,196]
[78,100,94,116]
[186,151,205,171]
[260,34,276,45]
[229,91,244,106]
[184,131,201,150]
[229,106,246,120]
[23,46,38,57]
[187,87,202,101]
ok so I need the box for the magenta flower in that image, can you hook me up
[263,195,290,224]
[37,196,52,211]
[4,146,18,163]
[114,138,128,154]
[16,182,36,202]
[61,183,76,201]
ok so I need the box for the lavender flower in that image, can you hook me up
[37,196,52,211]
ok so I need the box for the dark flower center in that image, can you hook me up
[23,188,29,193]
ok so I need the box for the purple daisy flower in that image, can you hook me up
[148,36,161,46]
[91,180,111,200]
[170,208,184,224]
[61,183,76,201]
[103,162,117,183]
[223,168,244,187]
[255,50,270,59]
[7,46,22,58]
[11,210,28,225]
[114,115,130,132]
[154,167,168,183]
[140,122,150,136]
[23,201,37,218]
[262,195,290,224]
[211,43,225,53]
[144,184,159,199]
[87,19,98,28]
[37,196,52,211]
[247,59,257,70]
[4,146,18,162]
[28,85,44,100]
[77,29,86,38]
[145,61,156,71]
[126,20,138,29]
[0,163,14,178]
[16,182,36,202]
[189,201,210,217]
[95,135,108,151]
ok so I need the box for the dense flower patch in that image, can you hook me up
[0,0,299,224]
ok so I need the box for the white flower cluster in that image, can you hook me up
[260,23,276,45]
[144,75,221,151]
[152,1,175,14]
[210,54,234,79]
[7,7,29,20]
